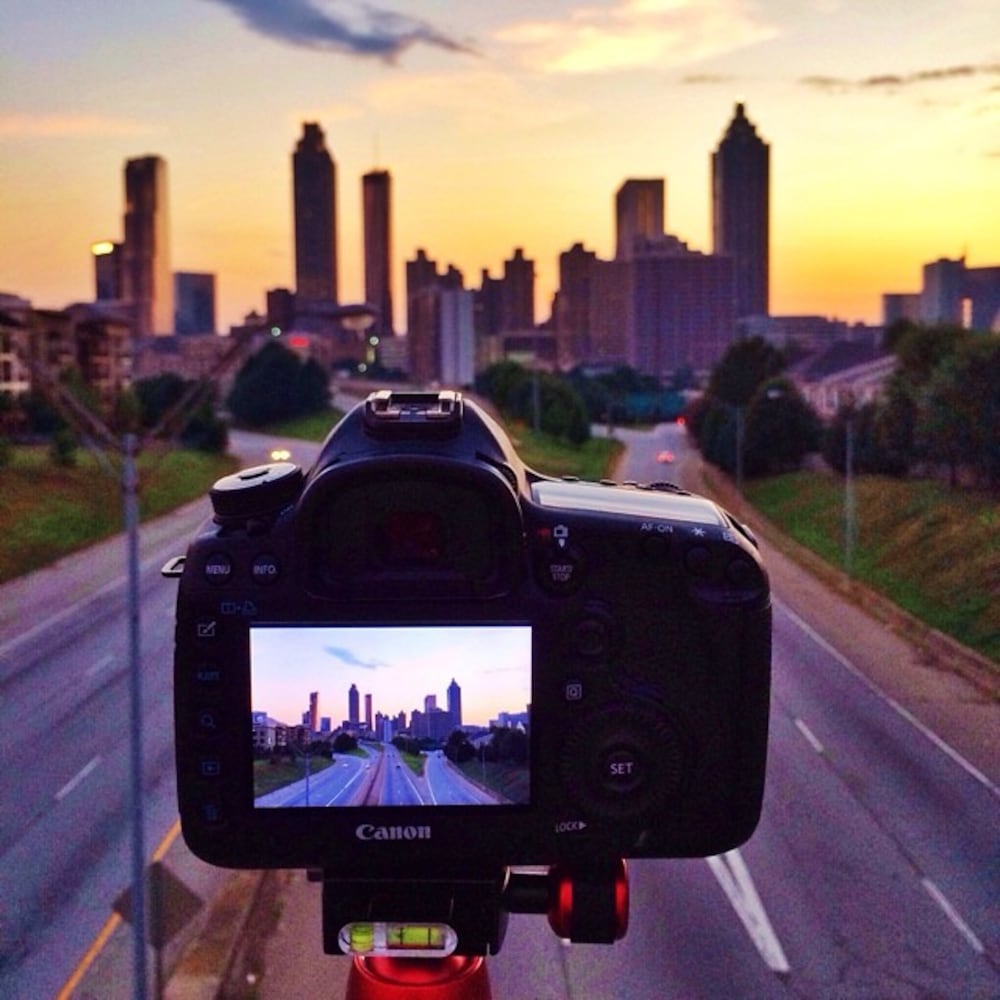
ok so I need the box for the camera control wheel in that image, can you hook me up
[559,707,687,821]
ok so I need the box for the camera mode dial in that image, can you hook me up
[210,462,304,522]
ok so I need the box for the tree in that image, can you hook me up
[918,335,1000,488]
[332,732,358,753]
[706,336,786,406]
[227,341,330,427]
[444,729,475,763]
[743,377,822,476]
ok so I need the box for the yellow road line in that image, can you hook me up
[55,818,182,998]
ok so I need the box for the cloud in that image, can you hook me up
[496,0,777,75]
[324,646,388,670]
[0,113,155,139]
[206,0,476,62]
[801,62,1000,92]
[365,69,588,131]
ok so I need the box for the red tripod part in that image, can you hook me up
[547,859,629,943]
[346,955,492,1000]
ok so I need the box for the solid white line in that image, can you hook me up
[707,849,791,973]
[794,717,825,754]
[775,597,999,800]
[55,755,102,802]
[921,878,985,954]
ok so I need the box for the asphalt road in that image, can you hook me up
[0,430,323,999]
[1,419,997,998]
[241,419,1000,999]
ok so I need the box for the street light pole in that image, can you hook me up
[844,410,856,576]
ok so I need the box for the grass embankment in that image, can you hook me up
[0,446,237,583]
[744,472,1000,664]
[253,756,335,797]
[456,760,529,804]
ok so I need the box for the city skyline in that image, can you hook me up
[249,624,531,730]
[1,2,997,332]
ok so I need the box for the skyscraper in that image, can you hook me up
[712,103,770,319]
[500,248,535,332]
[122,155,172,336]
[447,678,462,729]
[348,683,359,726]
[293,123,338,306]
[174,272,216,334]
[615,179,665,261]
[362,169,394,336]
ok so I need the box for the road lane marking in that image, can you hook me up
[55,755,102,801]
[921,878,985,954]
[707,849,790,974]
[84,654,114,679]
[56,819,181,999]
[775,598,999,800]
[794,717,825,754]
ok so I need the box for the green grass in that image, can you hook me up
[456,759,530,804]
[253,756,335,797]
[265,409,345,442]
[505,423,623,480]
[0,445,237,583]
[399,750,425,777]
[744,472,1000,663]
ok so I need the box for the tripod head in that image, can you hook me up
[326,860,629,998]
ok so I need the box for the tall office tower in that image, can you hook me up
[555,242,598,367]
[501,248,535,331]
[447,679,462,729]
[348,683,360,726]
[712,102,770,319]
[364,693,373,730]
[615,179,666,261]
[91,241,123,301]
[293,123,338,306]
[174,271,216,334]
[362,169,394,336]
[122,155,172,336]
[309,691,319,733]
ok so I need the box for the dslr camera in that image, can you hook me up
[169,390,770,954]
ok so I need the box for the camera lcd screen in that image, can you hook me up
[250,624,532,809]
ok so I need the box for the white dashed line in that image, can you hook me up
[794,717,825,754]
[55,755,102,802]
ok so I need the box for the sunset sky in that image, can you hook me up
[2,0,997,332]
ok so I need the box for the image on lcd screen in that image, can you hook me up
[250,624,531,808]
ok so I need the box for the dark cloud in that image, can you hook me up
[324,646,387,670]
[207,0,476,62]
[801,63,999,92]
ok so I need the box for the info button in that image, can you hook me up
[251,553,281,585]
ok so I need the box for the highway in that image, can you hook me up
[0,418,997,998]
[482,422,1000,998]
[0,430,323,999]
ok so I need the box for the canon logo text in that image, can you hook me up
[355,823,432,842]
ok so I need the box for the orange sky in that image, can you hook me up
[2,1,997,331]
